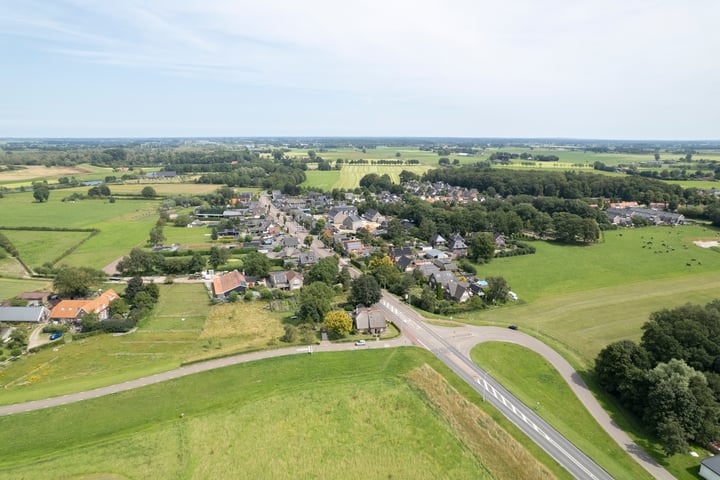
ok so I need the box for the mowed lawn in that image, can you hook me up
[0,349,569,480]
[108,182,225,196]
[458,225,720,368]
[471,343,654,480]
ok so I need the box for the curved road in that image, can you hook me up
[431,322,673,480]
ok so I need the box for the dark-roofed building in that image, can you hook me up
[267,269,305,291]
[327,205,358,225]
[354,307,387,334]
[298,251,318,266]
[362,208,384,223]
[430,233,446,248]
[448,234,468,258]
[342,215,364,232]
[0,306,50,323]
[390,247,413,262]
[700,455,720,480]
[17,291,50,306]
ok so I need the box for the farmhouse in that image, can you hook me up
[0,306,50,323]
[212,270,248,299]
[50,289,119,323]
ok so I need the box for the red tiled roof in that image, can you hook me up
[212,270,246,295]
[49,289,119,319]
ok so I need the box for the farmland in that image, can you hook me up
[0,284,312,405]
[302,164,433,190]
[0,348,569,480]
[455,225,720,368]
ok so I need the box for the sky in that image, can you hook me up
[1,0,719,139]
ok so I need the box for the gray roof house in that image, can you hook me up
[354,307,387,334]
[700,455,720,480]
[0,306,50,323]
[342,215,364,232]
[298,251,318,266]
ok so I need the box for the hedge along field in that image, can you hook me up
[282,146,474,166]
[0,349,570,480]
[0,191,161,269]
[0,229,94,271]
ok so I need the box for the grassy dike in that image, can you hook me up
[0,348,571,480]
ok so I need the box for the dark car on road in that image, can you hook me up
[508,325,518,330]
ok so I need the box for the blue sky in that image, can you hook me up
[1,0,719,139]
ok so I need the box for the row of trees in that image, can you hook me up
[594,301,720,455]
[116,247,273,276]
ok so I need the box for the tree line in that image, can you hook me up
[595,301,720,455]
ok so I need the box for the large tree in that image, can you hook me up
[298,281,334,323]
[141,186,156,198]
[32,183,50,203]
[209,246,231,270]
[468,232,495,263]
[485,276,510,304]
[349,274,381,307]
[305,256,339,286]
[324,310,352,337]
[53,265,105,298]
[242,251,271,277]
[117,248,158,275]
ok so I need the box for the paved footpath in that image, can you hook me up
[0,337,412,417]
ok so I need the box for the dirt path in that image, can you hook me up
[102,256,124,276]
[26,324,47,350]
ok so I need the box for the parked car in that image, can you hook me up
[49,333,63,340]
[355,339,366,346]
[508,325,518,330]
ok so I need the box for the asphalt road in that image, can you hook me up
[378,293,611,480]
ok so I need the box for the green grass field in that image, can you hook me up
[0,191,162,269]
[0,278,51,301]
[301,169,341,190]
[0,348,569,480]
[0,285,313,405]
[302,164,433,190]
[455,225,720,368]
[0,229,94,271]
